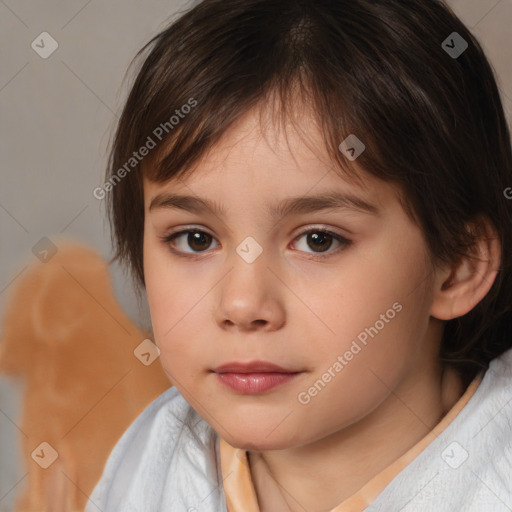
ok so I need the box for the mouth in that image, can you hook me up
[212,360,302,394]
[212,360,299,373]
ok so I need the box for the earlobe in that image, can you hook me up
[430,217,501,321]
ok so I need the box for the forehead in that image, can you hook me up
[142,106,399,215]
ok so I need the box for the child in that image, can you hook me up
[85,0,512,510]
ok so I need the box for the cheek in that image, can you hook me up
[143,242,218,382]
[304,364,398,434]
[144,238,189,325]
[326,236,428,328]
[295,314,417,433]
[144,267,210,372]
[297,247,429,381]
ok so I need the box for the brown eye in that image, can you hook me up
[187,231,213,251]
[162,229,219,254]
[292,228,351,257]
[306,232,333,252]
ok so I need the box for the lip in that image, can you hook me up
[215,372,300,393]
[212,360,302,394]
[213,360,298,373]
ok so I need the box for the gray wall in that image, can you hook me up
[1,0,511,510]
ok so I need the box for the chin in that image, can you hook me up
[216,424,305,452]
[223,435,290,452]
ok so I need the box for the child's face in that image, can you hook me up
[142,107,443,450]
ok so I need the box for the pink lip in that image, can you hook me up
[215,372,300,393]
[213,360,296,373]
[212,361,301,394]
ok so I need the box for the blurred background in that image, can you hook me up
[0,0,511,510]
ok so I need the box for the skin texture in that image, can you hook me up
[142,105,501,511]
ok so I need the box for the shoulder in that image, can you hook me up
[370,348,512,511]
[447,348,512,509]
[103,385,190,470]
[465,348,512,493]
[84,386,222,512]
[437,348,512,505]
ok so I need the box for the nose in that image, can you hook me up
[214,249,286,333]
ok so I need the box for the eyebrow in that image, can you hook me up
[148,191,381,219]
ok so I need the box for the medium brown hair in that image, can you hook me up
[104,0,512,387]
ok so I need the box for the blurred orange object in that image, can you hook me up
[0,242,170,512]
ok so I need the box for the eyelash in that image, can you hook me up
[158,226,352,261]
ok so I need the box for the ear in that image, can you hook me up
[430,216,501,321]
